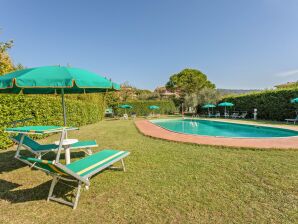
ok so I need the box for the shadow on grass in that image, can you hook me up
[0,149,89,204]
[0,150,26,173]
[0,150,87,173]
[0,179,75,204]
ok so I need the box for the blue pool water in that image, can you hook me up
[151,119,298,138]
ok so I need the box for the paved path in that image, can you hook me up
[135,119,298,149]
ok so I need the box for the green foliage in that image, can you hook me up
[222,88,298,120]
[0,94,105,149]
[275,82,298,89]
[111,100,176,116]
[184,88,220,111]
[166,68,215,96]
[105,92,121,106]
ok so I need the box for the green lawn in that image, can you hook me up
[1,120,298,223]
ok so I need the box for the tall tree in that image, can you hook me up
[0,32,24,75]
[166,68,215,96]
[184,88,220,113]
[0,38,15,75]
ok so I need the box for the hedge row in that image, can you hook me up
[221,89,298,120]
[111,100,176,116]
[0,94,105,149]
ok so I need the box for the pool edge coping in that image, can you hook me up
[149,118,298,139]
[135,119,298,149]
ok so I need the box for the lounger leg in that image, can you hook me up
[47,176,58,201]
[15,134,25,158]
[73,181,82,209]
[121,159,126,172]
[86,148,93,155]
[65,147,71,165]
[55,129,66,163]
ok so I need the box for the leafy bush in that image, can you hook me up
[0,94,105,149]
[221,89,298,120]
[112,100,176,116]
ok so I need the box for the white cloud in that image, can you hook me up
[276,69,298,77]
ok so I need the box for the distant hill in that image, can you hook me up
[217,89,260,96]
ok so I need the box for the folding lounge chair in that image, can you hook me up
[209,112,220,118]
[16,149,130,209]
[231,112,239,119]
[11,134,98,159]
[237,112,247,119]
[285,115,298,124]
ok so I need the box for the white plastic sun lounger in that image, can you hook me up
[285,115,298,124]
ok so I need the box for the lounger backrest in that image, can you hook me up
[241,112,247,117]
[17,155,89,184]
[12,134,58,152]
[18,156,69,176]
[12,134,41,151]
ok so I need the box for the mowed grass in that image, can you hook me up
[1,120,298,223]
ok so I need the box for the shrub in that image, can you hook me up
[221,89,298,120]
[111,100,176,116]
[0,94,105,149]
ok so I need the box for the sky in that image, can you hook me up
[1,0,298,90]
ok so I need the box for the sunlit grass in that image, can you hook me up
[1,120,298,223]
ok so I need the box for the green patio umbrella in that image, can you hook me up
[148,105,160,116]
[202,104,216,109]
[202,104,216,114]
[0,66,120,125]
[119,104,132,114]
[148,105,160,110]
[218,102,234,116]
[291,98,298,103]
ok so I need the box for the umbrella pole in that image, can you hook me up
[61,88,67,126]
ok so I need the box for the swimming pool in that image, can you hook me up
[150,119,298,138]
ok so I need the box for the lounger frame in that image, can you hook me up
[11,132,97,160]
[16,151,129,209]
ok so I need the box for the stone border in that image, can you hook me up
[135,119,298,149]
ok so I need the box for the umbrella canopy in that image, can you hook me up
[119,104,132,115]
[0,66,120,94]
[202,104,216,115]
[218,102,234,117]
[0,66,119,125]
[149,105,160,110]
[202,104,216,108]
[218,102,234,107]
[119,104,132,109]
[291,98,298,103]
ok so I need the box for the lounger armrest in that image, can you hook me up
[70,140,98,149]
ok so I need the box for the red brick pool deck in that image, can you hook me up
[135,119,298,149]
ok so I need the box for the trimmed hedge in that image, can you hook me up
[222,89,298,121]
[112,100,176,116]
[0,94,105,149]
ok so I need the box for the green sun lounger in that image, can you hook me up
[11,134,97,158]
[16,149,130,209]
